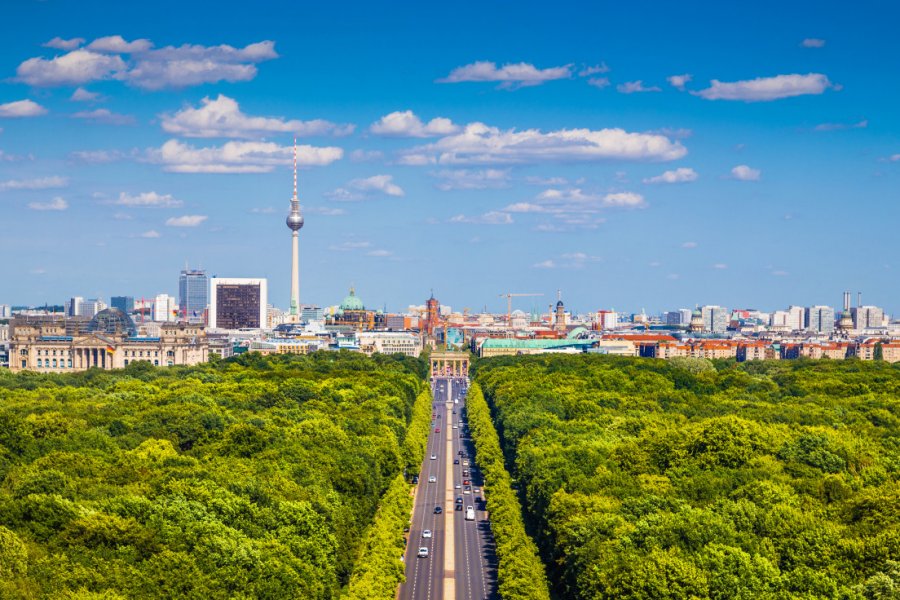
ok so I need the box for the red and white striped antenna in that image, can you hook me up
[292,136,298,202]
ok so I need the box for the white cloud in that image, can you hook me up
[667,74,692,90]
[327,174,404,201]
[772,270,789,277]
[398,122,686,165]
[366,249,393,257]
[140,230,161,238]
[161,95,353,138]
[579,63,609,76]
[70,149,127,163]
[370,110,459,137]
[525,176,569,186]
[431,168,510,191]
[147,139,343,173]
[449,211,514,225]
[165,215,207,227]
[694,73,833,101]
[814,119,867,132]
[28,196,68,211]
[889,154,900,162]
[534,252,601,269]
[16,39,277,90]
[0,176,67,192]
[602,191,646,207]
[713,263,728,269]
[0,99,48,117]
[87,35,153,54]
[329,241,372,251]
[43,37,85,51]
[115,191,182,207]
[126,41,278,90]
[643,167,698,184]
[350,149,384,162]
[306,206,347,216]
[617,80,661,94]
[504,202,547,213]
[730,164,761,181]
[802,38,826,48]
[16,49,126,86]
[72,108,135,125]
[70,87,101,102]
[437,61,572,89]
[682,241,698,248]
[587,77,610,89]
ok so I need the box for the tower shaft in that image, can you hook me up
[291,230,300,315]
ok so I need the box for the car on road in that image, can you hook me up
[422,529,432,538]
[428,475,437,483]
[455,483,461,489]
[458,451,464,456]
[456,496,463,504]
[430,454,437,460]
[474,487,481,493]
[452,425,458,429]
[465,506,475,521]
[435,428,440,433]
[463,479,470,485]
[434,506,442,514]
[455,503,462,510]
[453,459,459,464]
[417,547,429,558]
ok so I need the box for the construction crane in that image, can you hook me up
[499,293,543,325]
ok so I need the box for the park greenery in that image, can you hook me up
[475,355,900,600]
[0,351,426,599]
[467,383,552,600]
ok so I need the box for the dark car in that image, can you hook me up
[411,475,419,484]
[434,506,443,514]
[456,496,463,504]
[455,503,462,511]
[454,459,459,465]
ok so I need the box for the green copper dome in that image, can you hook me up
[340,287,365,311]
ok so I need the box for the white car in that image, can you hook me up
[453,425,458,429]
[430,454,437,460]
[428,475,437,483]
[417,547,429,558]
[455,484,461,489]
[422,529,432,538]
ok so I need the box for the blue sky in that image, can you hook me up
[1,0,898,315]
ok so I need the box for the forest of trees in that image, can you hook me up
[0,352,427,599]
[475,355,900,599]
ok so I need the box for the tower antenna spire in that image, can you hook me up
[292,136,298,202]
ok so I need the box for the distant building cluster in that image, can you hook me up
[2,149,897,373]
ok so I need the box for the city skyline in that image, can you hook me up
[2,1,899,314]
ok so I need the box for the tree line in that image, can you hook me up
[475,355,900,599]
[0,351,425,599]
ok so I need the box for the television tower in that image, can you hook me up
[286,137,304,316]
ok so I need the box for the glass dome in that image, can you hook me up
[87,308,137,337]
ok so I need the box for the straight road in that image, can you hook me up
[399,389,449,600]
[399,378,497,600]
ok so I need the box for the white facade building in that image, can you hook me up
[358,332,423,357]
[153,294,177,322]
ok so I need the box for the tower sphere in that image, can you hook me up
[286,210,304,231]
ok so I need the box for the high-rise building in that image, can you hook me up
[701,305,729,333]
[785,306,806,331]
[81,298,107,319]
[666,309,692,326]
[209,278,268,330]
[153,294,177,322]
[0,304,11,318]
[111,296,135,314]
[285,140,305,317]
[806,305,835,334]
[597,310,618,330]
[66,296,85,317]
[853,306,885,330]
[178,269,209,323]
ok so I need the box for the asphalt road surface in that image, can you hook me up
[399,378,497,600]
